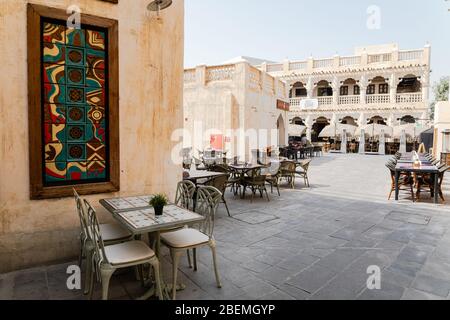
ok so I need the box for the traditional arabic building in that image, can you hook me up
[260,43,431,142]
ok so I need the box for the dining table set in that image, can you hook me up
[393,152,444,204]
[99,195,205,300]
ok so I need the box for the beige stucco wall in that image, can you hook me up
[0,0,184,273]
[434,101,450,157]
[184,62,288,159]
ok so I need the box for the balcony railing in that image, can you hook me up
[289,93,423,111]
[339,56,361,67]
[313,59,334,69]
[338,95,360,105]
[290,97,304,107]
[317,96,333,105]
[289,61,307,71]
[399,50,423,61]
[396,92,423,103]
[366,94,390,104]
[267,63,283,73]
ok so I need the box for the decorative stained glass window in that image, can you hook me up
[42,19,109,186]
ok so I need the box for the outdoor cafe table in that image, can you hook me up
[228,163,266,199]
[183,170,227,184]
[100,196,205,300]
[394,163,440,204]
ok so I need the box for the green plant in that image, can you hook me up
[149,194,168,208]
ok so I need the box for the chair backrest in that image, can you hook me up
[301,159,312,172]
[385,163,395,175]
[205,174,229,194]
[73,189,89,240]
[195,186,222,238]
[175,180,196,210]
[280,161,296,173]
[84,200,109,265]
[268,161,280,175]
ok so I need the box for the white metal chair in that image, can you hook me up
[73,189,133,295]
[161,186,223,300]
[84,200,163,300]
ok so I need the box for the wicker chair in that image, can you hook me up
[261,161,281,196]
[295,159,311,187]
[279,160,296,189]
[204,174,232,217]
[416,166,449,202]
[386,163,415,201]
[243,168,270,202]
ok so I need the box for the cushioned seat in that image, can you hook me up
[161,228,209,248]
[100,223,132,242]
[104,241,155,266]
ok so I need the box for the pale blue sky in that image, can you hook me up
[185,0,450,86]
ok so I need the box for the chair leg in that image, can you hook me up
[84,247,93,295]
[388,188,393,200]
[276,182,280,196]
[88,259,96,300]
[210,242,222,288]
[193,248,198,272]
[171,250,182,300]
[149,257,163,300]
[187,250,192,268]
[264,187,270,202]
[78,237,84,268]
[223,198,231,217]
[100,268,115,300]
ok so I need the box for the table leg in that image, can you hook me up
[434,172,439,204]
[395,171,400,201]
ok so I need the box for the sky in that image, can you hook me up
[185,0,450,87]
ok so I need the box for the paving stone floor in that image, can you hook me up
[2,154,450,300]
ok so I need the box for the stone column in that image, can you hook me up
[306,77,314,99]
[331,76,339,105]
[305,115,313,142]
[360,75,369,105]
[390,73,398,104]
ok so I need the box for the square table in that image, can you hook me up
[394,163,440,204]
[100,196,205,300]
[183,170,227,184]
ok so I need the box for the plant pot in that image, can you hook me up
[154,205,164,216]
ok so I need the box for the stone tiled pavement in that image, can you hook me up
[2,154,450,300]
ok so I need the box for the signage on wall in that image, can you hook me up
[277,100,290,112]
[300,99,319,110]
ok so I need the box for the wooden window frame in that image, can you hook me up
[340,86,349,96]
[353,85,360,96]
[379,83,389,94]
[28,4,120,200]
[367,84,376,95]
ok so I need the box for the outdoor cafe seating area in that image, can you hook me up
[72,147,313,300]
[385,151,449,204]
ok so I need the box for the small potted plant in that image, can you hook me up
[149,194,168,216]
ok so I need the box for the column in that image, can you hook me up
[305,116,313,142]
[331,76,339,105]
[360,75,368,105]
[390,73,398,104]
[306,77,313,99]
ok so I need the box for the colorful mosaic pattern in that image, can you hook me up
[42,21,108,185]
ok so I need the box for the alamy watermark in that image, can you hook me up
[367,5,381,30]
[366,265,381,290]
[66,265,81,291]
